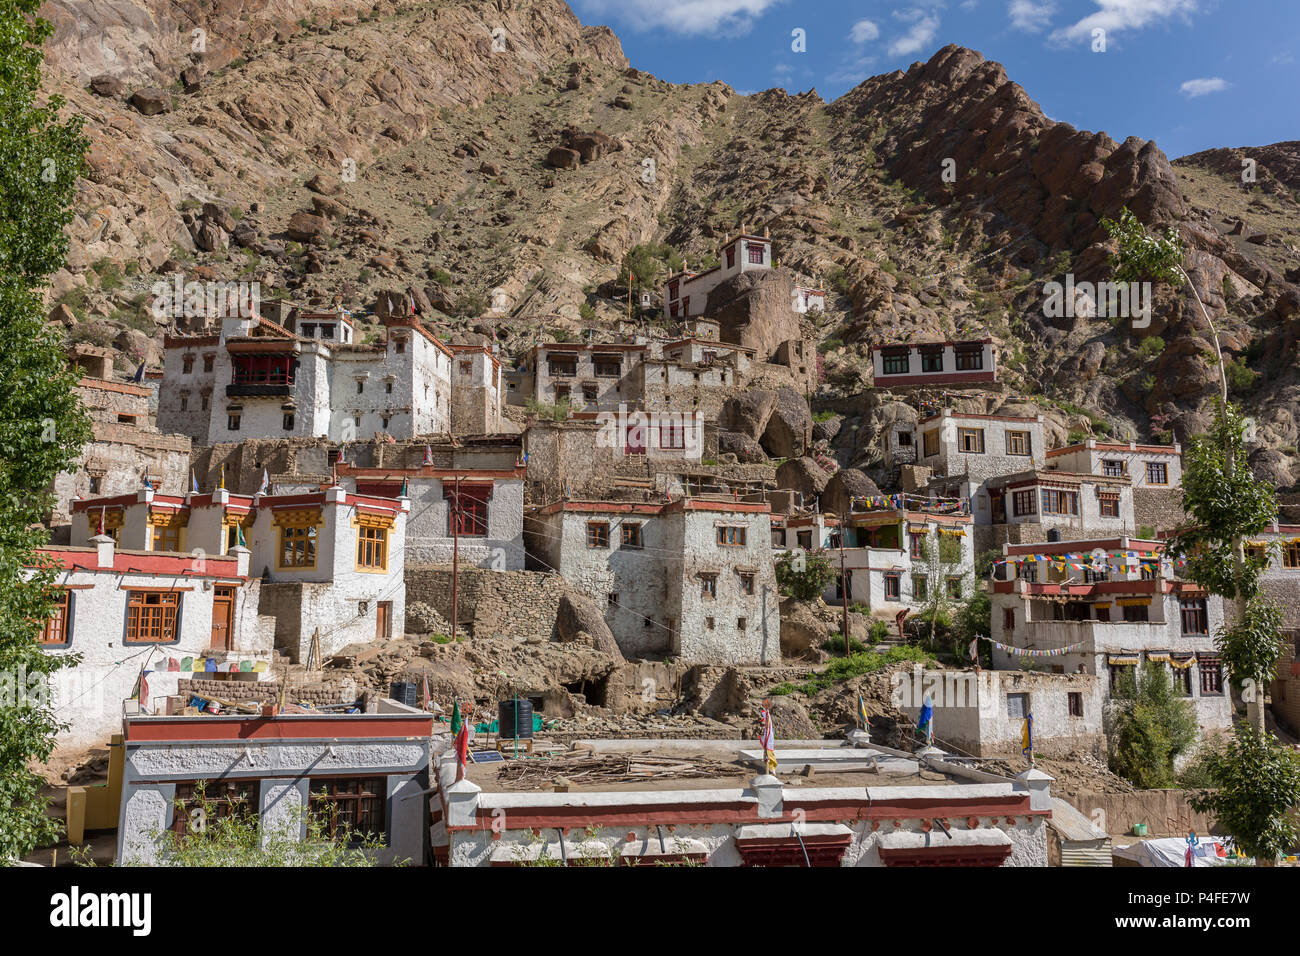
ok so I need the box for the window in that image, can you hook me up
[909,533,925,558]
[302,324,316,338]
[555,385,570,403]
[170,780,257,838]
[1101,459,1125,478]
[717,526,747,547]
[1012,490,1037,516]
[1040,488,1079,515]
[922,429,939,457]
[947,576,963,599]
[594,356,621,377]
[586,521,609,548]
[151,524,182,552]
[203,354,214,373]
[920,350,944,373]
[796,530,812,550]
[608,592,618,608]
[39,590,70,645]
[200,392,209,410]
[726,246,735,268]
[126,591,180,643]
[1284,541,1300,568]
[1003,608,1015,632]
[279,524,318,568]
[1172,663,1193,696]
[1020,559,1038,583]
[958,428,985,454]
[230,354,293,385]
[1199,657,1223,695]
[1098,493,1119,518]
[1007,693,1028,719]
[227,411,242,431]
[884,572,901,600]
[621,523,643,549]
[1109,664,1135,694]
[385,381,393,394]
[1083,562,1109,584]
[357,526,388,571]
[746,243,764,264]
[659,418,686,450]
[394,337,406,354]
[954,348,983,371]
[1122,603,1149,623]
[310,777,386,842]
[1146,461,1168,485]
[460,360,472,375]
[705,617,715,630]
[182,355,195,374]
[738,571,755,595]
[700,573,718,599]
[1180,597,1208,635]
[356,380,364,394]
[912,575,928,601]
[179,392,189,412]
[1006,431,1031,456]
[1067,693,1083,718]
[882,352,909,375]
[548,358,577,378]
[897,431,913,447]
[320,324,334,339]
[737,617,747,630]
[283,412,295,431]
[88,476,101,494]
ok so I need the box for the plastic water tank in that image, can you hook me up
[389,681,418,707]
[498,698,534,739]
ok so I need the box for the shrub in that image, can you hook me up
[775,550,838,600]
[1137,336,1165,359]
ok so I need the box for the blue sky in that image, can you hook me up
[571,0,1298,158]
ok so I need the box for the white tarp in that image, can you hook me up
[1113,837,1234,867]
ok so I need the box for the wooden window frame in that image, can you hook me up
[170,780,257,837]
[586,521,610,549]
[1012,489,1037,516]
[277,523,319,570]
[738,571,755,595]
[882,353,910,376]
[125,590,181,644]
[1199,658,1224,696]
[922,429,939,457]
[356,525,389,573]
[699,573,718,599]
[309,776,387,843]
[884,572,901,600]
[717,525,747,547]
[1180,597,1209,636]
[1145,461,1169,485]
[1006,431,1031,456]
[958,428,985,454]
[621,522,643,549]
[39,589,72,647]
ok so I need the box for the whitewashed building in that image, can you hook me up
[870,339,998,388]
[989,536,1232,732]
[526,498,779,664]
[1045,440,1183,489]
[70,485,410,661]
[661,232,824,319]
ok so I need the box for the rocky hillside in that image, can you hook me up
[39,0,1300,488]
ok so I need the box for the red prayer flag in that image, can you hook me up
[454,721,470,781]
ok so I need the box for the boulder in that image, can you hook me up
[192,220,229,253]
[762,387,812,458]
[705,268,803,359]
[311,195,347,219]
[129,88,171,115]
[767,697,819,739]
[306,172,343,196]
[285,211,331,242]
[721,388,778,440]
[89,75,123,97]
[546,147,581,169]
[556,592,625,660]
[717,429,767,463]
[780,599,828,661]
[201,202,236,232]
[776,456,831,501]
[180,66,202,93]
[812,413,843,442]
[822,469,880,517]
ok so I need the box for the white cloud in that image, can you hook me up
[574,0,787,36]
[888,9,942,58]
[850,19,881,43]
[1050,0,1200,46]
[1179,76,1228,97]
[1008,0,1055,32]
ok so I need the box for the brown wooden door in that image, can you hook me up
[210,587,234,650]
[376,601,391,640]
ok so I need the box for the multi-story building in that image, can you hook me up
[49,345,191,534]
[980,469,1136,539]
[335,461,525,568]
[526,498,779,664]
[870,338,997,388]
[71,485,409,661]
[159,312,499,445]
[902,409,1046,486]
[989,536,1232,732]
[30,536,275,748]
[771,503,975,614]
[1046,439,1184,533]
[661,232,825,319]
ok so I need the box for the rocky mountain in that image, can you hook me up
[39,0,1300,488]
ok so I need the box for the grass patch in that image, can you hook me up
[779,645,936,697]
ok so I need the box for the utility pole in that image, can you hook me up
[838,516,850,656]
[450,473,460,644]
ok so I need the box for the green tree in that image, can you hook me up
[1188,727,1300,865]
[775,549,837,601]
[1106,662,1199,789]
[618,242,682,296]
[0,0,92,862]
[914,533,969,648]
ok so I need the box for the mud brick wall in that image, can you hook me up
[405,566,565,640]
[178,679,353,707]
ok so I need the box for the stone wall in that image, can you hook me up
[1059,790,1218,838]
[176,679,353,708]
[405,565,565,641]
[1133,487,1184,533]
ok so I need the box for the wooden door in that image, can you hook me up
[210,587,234,650]
[376,601,391,640]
